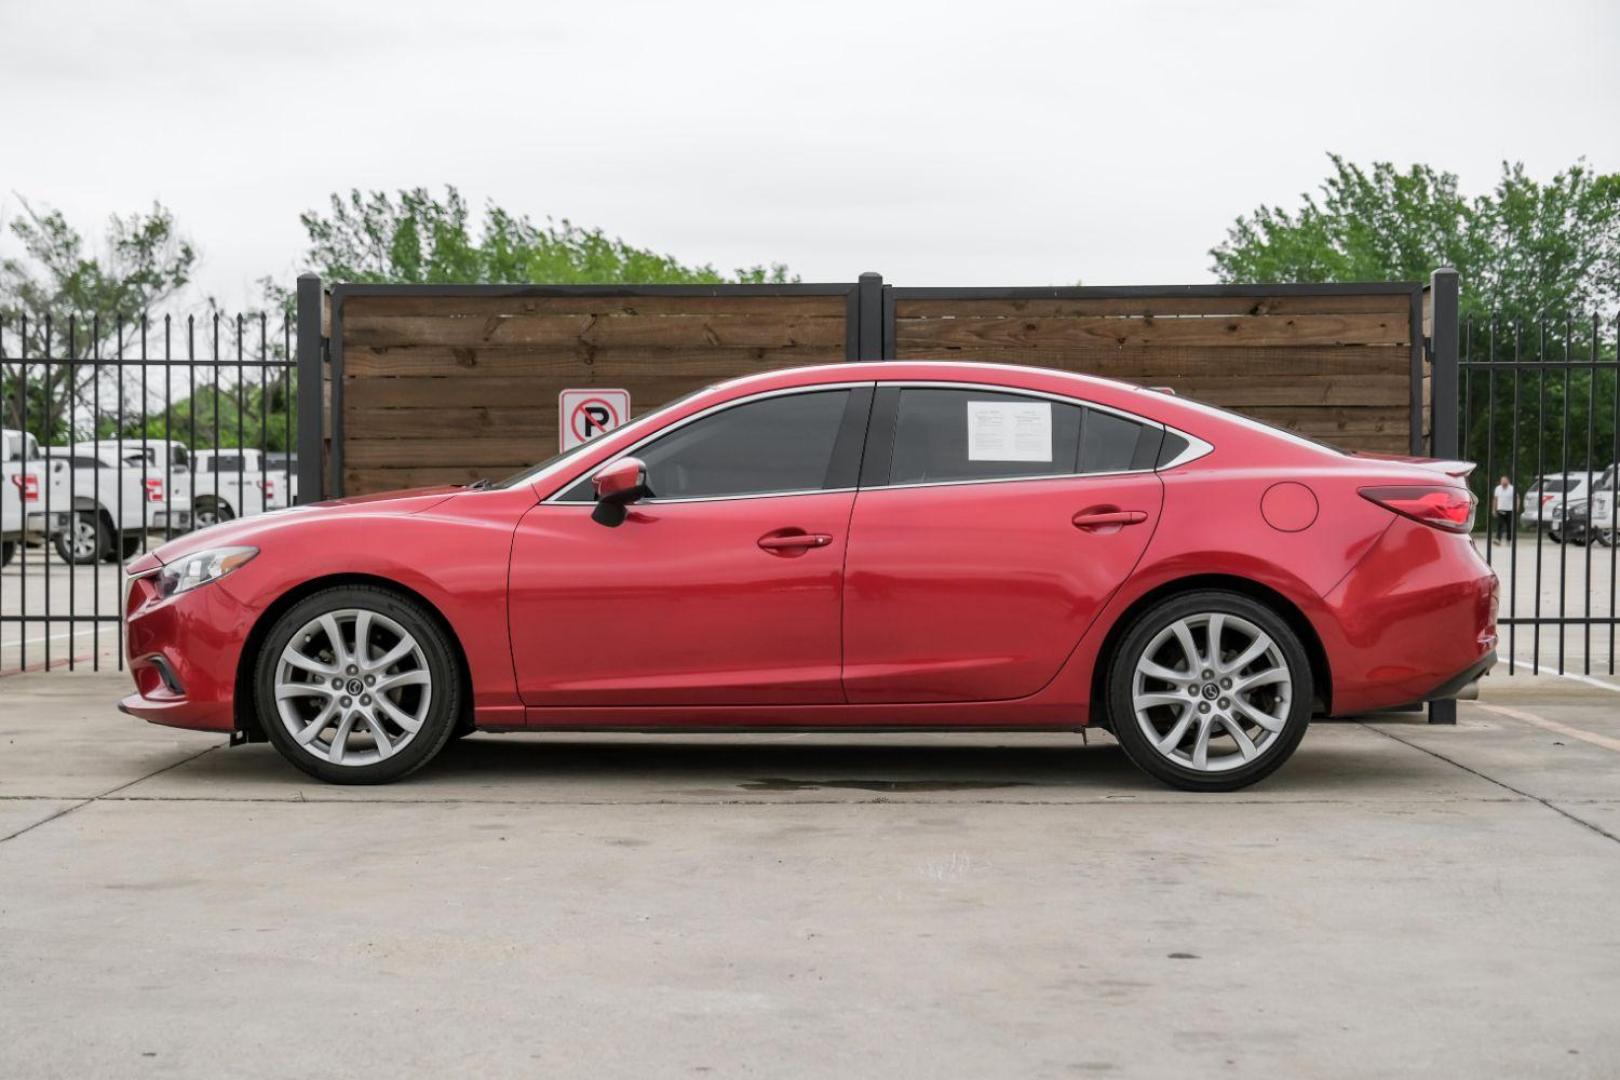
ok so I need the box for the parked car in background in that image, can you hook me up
[1584,464,1617,546]
[1550,498,1593,545]
[1520,472,1594,531]
[43,443,192,563]
[190,448,288,525]
[2,429,49,567]
[265,452,299,504]
[121,361,1497,792]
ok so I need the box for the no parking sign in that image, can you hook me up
[559,388,631,451]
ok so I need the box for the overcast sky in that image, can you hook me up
[3,0,1617,310]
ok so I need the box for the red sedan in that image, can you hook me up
[121,362,1497,790]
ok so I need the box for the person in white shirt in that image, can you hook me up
[1492,476,1515,544]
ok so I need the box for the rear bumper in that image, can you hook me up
[1321,518,1498,715]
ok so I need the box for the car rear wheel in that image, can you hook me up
[55,512,109,565]
[1106,590,1313,792]
[255,586,461,784]
[0,540,14,567]
[194,499,235,528]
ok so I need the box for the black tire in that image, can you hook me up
[55,511,110,565]
[0,540,14,568]
[1106,590,1313,792]
[117,533,144,560]
[194,499,235,529]
[254,585,462,785]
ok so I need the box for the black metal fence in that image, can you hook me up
[1454,299,1620,677]
[6,270,1618,695]
[1,311,298,673]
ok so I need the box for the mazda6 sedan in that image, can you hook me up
[121,362,1498,791]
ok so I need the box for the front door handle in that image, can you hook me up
[758,531,833,552]
[1072,509,1148,530]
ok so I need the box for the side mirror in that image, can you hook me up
[590,457,647,527]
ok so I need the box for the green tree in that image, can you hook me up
[297,185,794,286]
[1210,154,1619,320]
[1,199,197,443]
[1211,155,1620,505]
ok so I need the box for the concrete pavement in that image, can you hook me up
[1,672,1618,1078]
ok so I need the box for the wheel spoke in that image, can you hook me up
[1135,691,1190,710]
[1191,712,1216,769]
[1233,666,1289,694]
[319,613,349,667]
[373,669,429,695]
[1170,620,1199,672]
[1139,659,1191,686]
[353,610,374,668]
[276,682,333,701]
[1221,635,1270,675]
[1204,613,1225,668]
[328,711,358,763]
[281,646,337,678]
[373,693,423,734]
[366,711,394,759]
[1234,698,1285,733]
[367,638,413,674]
[1156,708,1196,753]
[296,700,340,745]
[1220,716,1259,760]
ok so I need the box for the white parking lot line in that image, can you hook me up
[1506,653,1620,692]
[1477,701,1620,754]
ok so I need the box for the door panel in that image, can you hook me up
[510,493,854,707]
[842,474,1163,703]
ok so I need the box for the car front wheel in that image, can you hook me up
[1106,590,1313,792]
[255,585,461,784]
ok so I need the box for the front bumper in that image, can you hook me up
[120,567,252,733]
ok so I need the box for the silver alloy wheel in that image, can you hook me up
[273,607,433,767]
[1131,612,1292,773]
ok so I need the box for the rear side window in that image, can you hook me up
[889,389,1083,485]
[886,388,1163,485]
[1081,409,1163,473]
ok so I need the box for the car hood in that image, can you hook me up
[136,485,464,569]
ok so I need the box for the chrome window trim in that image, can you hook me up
[540,376,1215,507]
[1159,432,1214,470]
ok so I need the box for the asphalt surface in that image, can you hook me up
[1,671,1617,1078]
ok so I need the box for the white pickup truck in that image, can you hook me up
[190,448,288,524]
[2,428,50,567]
[36,444,182,563]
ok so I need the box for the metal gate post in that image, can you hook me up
[1428,266,1461,724]
[295,274,324,504]
[856,272,884,360]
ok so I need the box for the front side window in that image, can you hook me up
[564,390,853,502]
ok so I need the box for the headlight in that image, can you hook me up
[156,546,258,597]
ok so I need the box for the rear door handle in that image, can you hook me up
[1072,510,1148,530]
[758,531,833,551]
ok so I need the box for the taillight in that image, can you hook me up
[262,479,275,497]
[12,473,40,502]
[145,477,164,503]
[1541,494,1554,506]
[1360,485,1476,533]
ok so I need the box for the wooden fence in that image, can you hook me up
[309,276,1427,496]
